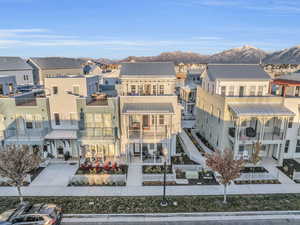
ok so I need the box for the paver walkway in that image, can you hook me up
[30,163,78,187]
[126,164,142,186]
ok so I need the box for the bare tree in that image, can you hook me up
[0,145,41,202]
[205,149,245,204]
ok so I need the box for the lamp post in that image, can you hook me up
[160,147,168,207]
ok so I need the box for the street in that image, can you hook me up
[61,219,300,225]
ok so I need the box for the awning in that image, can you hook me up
[228,104,295,117]
[122,103,174,114]
[45,130,77,140]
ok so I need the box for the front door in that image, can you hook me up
[239,86,244,97]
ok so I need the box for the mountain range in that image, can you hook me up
[94,45,300,64]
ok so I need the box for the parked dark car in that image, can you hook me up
[0,202,62,225]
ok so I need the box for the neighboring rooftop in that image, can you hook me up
[206,64,271,81]
[120,62,176,77]
[229,103,294,116]
[0,57,32,71]
[122,102,174,114]
[29,57,85,70]
[274,72,300,83]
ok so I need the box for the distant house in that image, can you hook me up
[0,57,34,86]
[27,57,85,85]
[83,64,102,75]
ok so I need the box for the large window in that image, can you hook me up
[228,86,234,96]
[53,86,58,95]
[296,140,300,153]
[131,85,136,94]
[159,115,164,125]
[73,86,79,95]
[54,113,60,125]
[258,86,264,96]
[220,86,226,96]
[288,117,294,128]
[249,86,256,96]
[159,85,164,95]
[284,140,290,153]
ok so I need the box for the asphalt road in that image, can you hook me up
[61,219,300,225]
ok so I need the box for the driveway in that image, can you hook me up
[30,163,78,187]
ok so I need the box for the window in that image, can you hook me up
[131,85,136,94]
[73,86,79,95]
[220,86,226,96]
[249,86,256,96]
[284,140,290,153]
[159,115,164,125]
[288,117,293,128]
[0,84,3,95]
[239,86,244,97]
[53,86,58,95]
[26,122,33,129]
[228,86,234,96]
[296,140,300,153]
[152,85,157,95]
[217,109,221,123]
[152,115,156,126]
[54,113,60,125]
[258,86,264,96]
[8,83,14,94]
[70,113,77,125]
[159,85,164,95]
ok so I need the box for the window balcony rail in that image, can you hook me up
[79,128,113,138]
[15,98,37,106]
[128,126,168,139]
[6,128,49,138]
[263,131,284,140]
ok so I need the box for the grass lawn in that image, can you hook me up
[1,194,300,214]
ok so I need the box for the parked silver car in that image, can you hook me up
[0,202,62,225]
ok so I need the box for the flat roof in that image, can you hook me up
[122,103,174,114]
[228,103,294,117]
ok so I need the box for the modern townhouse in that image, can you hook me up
[0,89,50,156]
[195,64,295,165]
[0,57,34,86]
[271,72,300,160]
[118,62,181,165]
[28,57,85,85]
[179,69,204,120]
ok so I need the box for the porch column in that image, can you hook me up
[259,118,265,141]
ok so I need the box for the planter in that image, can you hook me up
[69,174,126,186]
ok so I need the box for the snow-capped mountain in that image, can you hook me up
[263,46,300,64]
[208,45,267,64]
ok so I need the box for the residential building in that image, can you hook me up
[271,72,300,160]
[0,57,34,86]
[0,76,17,96]
[118,62,181,164]
[195,64,294,165]
[28,57,85,85]
[43,75,99,159]
[0,90,50,157]
[179,69,204,120]
[83,64,102,75]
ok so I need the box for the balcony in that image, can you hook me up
[86,94,108,106]
[79,128,113,138]
[128,126,168,140]
[15,98,37,106]
[6,128,49,139]
[263,131,284,140]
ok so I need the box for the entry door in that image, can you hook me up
[272,144,279,160]
[239,86,244,97]
[142,115,149,128]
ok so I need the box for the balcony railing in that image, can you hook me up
[128,126,168,139]
[15,98,37,106]
[79,128,113,138]
[6,128,49,139]
[263,131,284,140]
[228,127,284,141]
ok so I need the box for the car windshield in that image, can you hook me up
[0,209,16,221]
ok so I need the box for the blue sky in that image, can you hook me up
[0,0,300,59]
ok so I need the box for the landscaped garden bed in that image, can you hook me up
[195,132,215,152]
[69,164,128,186]
[3,194,300,214]
[241,167,268,173]
[171,154,198,165]
[183,128,205,155]
[142,181,177,186]
[234,180,280,185]
[174,169,219,185]
[143,165,173,174]
[277,159,300,181]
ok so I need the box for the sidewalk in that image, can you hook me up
[2,182,300,197]
[63,211,300,223]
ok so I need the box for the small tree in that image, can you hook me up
[249,141,262,182]
[205,149,245,204]
[0,145,41,202]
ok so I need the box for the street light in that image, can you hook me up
[160,147,168,207]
